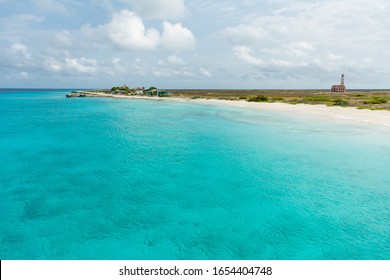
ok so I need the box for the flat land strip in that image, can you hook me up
[168,89,390,111]
[78,89,390,111]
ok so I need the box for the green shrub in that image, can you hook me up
[333,98,348,106]
[363,96,388,104]
[303,96,334,102]
[370,107,386,110]
[248,95,269,102]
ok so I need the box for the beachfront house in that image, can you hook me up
[144,88,171,97]
[157,90,171,97]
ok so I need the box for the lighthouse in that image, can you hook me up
[331,74,346,92]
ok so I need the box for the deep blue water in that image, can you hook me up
[0,89,389,260]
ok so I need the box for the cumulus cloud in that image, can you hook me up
[161,22,196,50]
[65,57,98,73]
[44,56,62,72]
[40,50,101,75]
[4,0,388,88]
[233,46,264,66]
[10,43,32,60]
[6,42,102,77]
[80,10,195,51]
[223,0,390,73]
[125,0,187,19]
[106,10,160,50]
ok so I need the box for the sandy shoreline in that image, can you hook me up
[81,91,390,127]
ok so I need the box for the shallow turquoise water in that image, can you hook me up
[0,89,389,260]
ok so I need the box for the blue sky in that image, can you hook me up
[1,0,389,89]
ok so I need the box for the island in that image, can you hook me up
[68,85,390,111]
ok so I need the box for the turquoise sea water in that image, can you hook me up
[0,89,389,260]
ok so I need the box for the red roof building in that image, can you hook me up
[331,74,346,92]
[331,84,346,92]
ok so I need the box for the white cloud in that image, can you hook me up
[20,71,30,79]
[0,13,45,31]
[44,56,62,72]
[283,42,316,58]
[10,43,32,60]
[161,22,196,50]
[270,58,294,67]
[200,67,212,77]
[80,23,108,48]
[125,0,187,20]
[222,0,390,84]
[106,10,160,50]
[328,52,344,61]
[79,10,195,51]
[2,0,390,88]
[362,57,373,63]
[272,2,320,16]
[66,57,98,73]
[223,24,267,45]
[153,68,194,78]
[167,55,185,65]
[15,14,45,23]
[92,0,115,14]
[233,46,264,66]
[54,30,72,47]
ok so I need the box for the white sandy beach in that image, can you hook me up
[195,98,390,128]
[82,92,390,128]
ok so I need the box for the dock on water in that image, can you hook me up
[66,93,86,98]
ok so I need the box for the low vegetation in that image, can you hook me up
[80,89,390,111]
[248,95,269,102]
[363,96,388,105]
[167,90,390,111]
